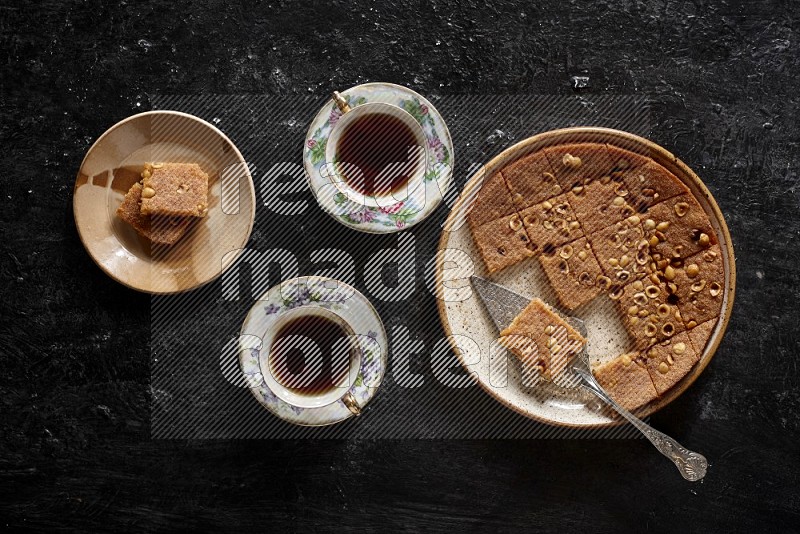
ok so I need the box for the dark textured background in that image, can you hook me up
[2,0,799,531]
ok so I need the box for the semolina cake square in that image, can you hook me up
[617,278,686,349]
[687,318,717,356]
[501,151,561,208]
[140,162,209,218]
[500,298,587,381]
[605,144,652,174]
[538,237,604,311]
[542,142,615,191]
[641,330,700,395]
[622,161,690,212]
[592,352,658,411]
[566,175,638,234]
[587,214,650,286]
[116,182,191,245]
[518,194,584,253]
[466,171,518,228]
[673,245,725,328]
[641,194,717,262]
[470,213,535,273]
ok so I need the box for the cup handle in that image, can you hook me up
[332,91,351,114]
[341,391,362,416]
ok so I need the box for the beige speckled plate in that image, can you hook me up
[73,111,255,294]
[435,127,736,428]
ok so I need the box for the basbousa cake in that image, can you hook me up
[116,182,191,245]
[464,140,725,402]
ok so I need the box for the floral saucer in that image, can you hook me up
[239,276,388,426]
[303,82,454,233]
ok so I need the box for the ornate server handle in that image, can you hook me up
[574,366,708,482]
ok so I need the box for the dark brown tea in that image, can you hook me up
[269,314,353,396]
[337,113,422,196]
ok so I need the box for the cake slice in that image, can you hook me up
[538,237,605,311]
[501,151,561,208]
[518,193,584,252]
[587,214,650,286]
[542,142,615,191]
[116,182,191,245]
[640,194,716,262]
[140,162,210,218]
[672,245,725,329]
[642,330,700,395]
[593,352,658,411]
[604,144,652,174]
[566,175,638,234]
[466,170,518,228]
[687,318,717,356]
[622,161,690,212]
[499,298,586,381]
[470,213,536,273]
[616,278,686,349]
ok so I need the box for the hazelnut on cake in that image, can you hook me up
[566,175,638,234]
[587,214,650,287]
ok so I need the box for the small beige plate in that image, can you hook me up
[73,111,256,294]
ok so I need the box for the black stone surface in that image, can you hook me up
[2,0,799,531]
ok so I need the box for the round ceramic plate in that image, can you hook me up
[435,127,736,428]
[303,82,453,233]
[73,111,256,294]
[238,276,388,426]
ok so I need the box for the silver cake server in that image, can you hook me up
[470,275,708,481]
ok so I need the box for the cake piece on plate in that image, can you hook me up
[605,144,651,174]
[687,318,717,356]
[499,298,587,381]
[617,278,686,349]
[587,214,650,287]
[542,142,615,191]
[116,182,191,245]
[642,330,700,395]
[641,194,716,262]
[501,151,561,208]
[567,175,638,234]
[140,162,210,218]
[518,193,584,253]
[466,170,518,228]
[470,213,535,273]
[538,237,604,311]
[673,245,725,329]
[622,161,690,212]
[593,352,658,411]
